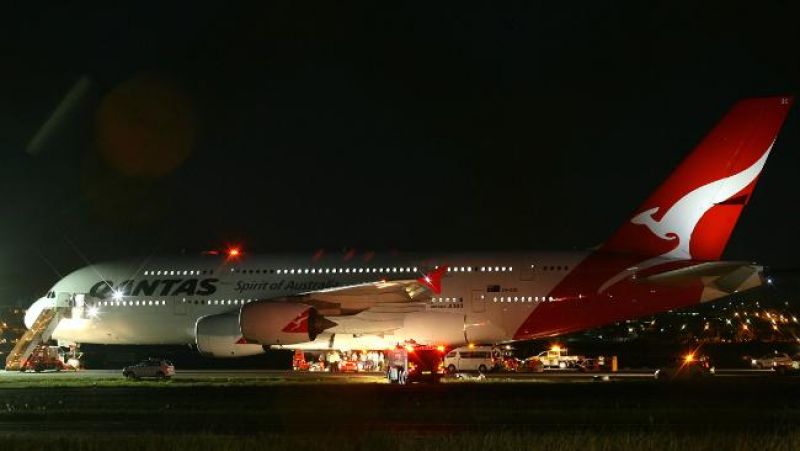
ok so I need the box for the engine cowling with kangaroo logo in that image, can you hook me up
[195,302,334,357]
[195,312,265,358]
[240,301,334,346]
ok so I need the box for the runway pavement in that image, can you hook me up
[0,367,779,383]
[1,366,798,446]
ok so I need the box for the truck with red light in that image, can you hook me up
[494,346,521,372]
[654,353,714,381]
[21,345,67,372]
[292,350,310,371]
[386,345,446,384]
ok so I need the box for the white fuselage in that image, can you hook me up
[28,252,588,350]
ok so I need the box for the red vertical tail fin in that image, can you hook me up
[602,96,793,261]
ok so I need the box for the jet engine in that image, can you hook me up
[240,301,335,346]
[195,312,264,358]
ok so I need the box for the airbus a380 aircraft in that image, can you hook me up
[22,96,794,358]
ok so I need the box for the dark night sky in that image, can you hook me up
[0,3,798,304]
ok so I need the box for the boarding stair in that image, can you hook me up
[4,308,62,371]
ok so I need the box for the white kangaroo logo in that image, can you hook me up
[597,144,773,293]
[631,144,772,260]
[283,310,309,332]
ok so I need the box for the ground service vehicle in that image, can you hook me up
[751,352,792,369]
[517,357,545,373]
[21,345,67,372]
[122,358,175,380]
[444,346,494,373]
[339,359,359,372]
[577,357,609,372]
[493,346,521,371]
[406,345,446,383]
[535,346,582,369]
[292,350,310,371]
[655,354,714,381]
[386,345,446,384]
[775,354,800,376]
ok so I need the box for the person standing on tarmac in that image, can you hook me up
[368,351,376,371]
[326,351,337,372]
[360,351,369,371]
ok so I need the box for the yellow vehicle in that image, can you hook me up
[534,346,583,369]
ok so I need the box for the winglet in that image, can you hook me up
[418,266,447,294]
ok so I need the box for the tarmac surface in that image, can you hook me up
[0,368,799,441]
[0,367,778,381]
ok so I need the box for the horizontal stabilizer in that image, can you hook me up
[643,261,764,301]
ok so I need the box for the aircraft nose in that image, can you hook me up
[24,297,53,329]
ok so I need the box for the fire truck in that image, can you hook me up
[20,345,69,372]
[292,350,311,371]
[386,344,446,384]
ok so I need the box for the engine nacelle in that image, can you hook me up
[240,302,333,346]
[195,312,265,358]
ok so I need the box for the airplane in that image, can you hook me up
[19,95,795,360]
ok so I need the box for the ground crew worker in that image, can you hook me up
[326,351,337,372]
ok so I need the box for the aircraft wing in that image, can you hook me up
[257,266,448,335]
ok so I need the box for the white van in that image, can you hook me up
[444,346,495,373]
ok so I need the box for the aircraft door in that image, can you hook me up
[465,290,505,343]
[519,258,537,281]
[471,290,486,313]
[72,293,86,319]
[174,298,188,315]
